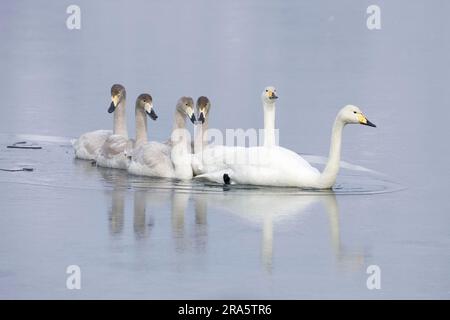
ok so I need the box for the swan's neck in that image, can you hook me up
[194,116,208,153]
[135,105,148,146]
[200,115,209,146]
[113,100,128,138]
[171,110,190,149]
[317,118,345,188]
[263,102,276,147]
[173,110,186,131]
[171,110,193,179]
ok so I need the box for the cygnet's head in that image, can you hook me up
[338,105,376,127]
[176,97,196,124]
[261,86,278,104]
[196,96,211,124]
[108,84,126,113]
[136,93,158,120]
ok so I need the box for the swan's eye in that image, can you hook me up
[353,111,357,114]
[265,90,268,92]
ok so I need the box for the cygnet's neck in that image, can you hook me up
[113,100,128,138]
[173,109,186,131]
[135,105,148,146]
[171,109,193,179]
[194,114,208,152]
[171,109,190,148]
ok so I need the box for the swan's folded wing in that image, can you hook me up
[101,135,128,157]
[142,142,173,168]
[73,129,112,159]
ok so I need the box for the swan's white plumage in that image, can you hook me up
[72,129,112,160]
[194,145,320,187]
[194,105,376,189]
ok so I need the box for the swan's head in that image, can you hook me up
[196,96,211,124]
[108,84,126,113]
[136,93,158,120]
[339,105,376,127]
[261,86,278,104]
[177,97,196,124]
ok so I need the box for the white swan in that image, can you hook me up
[128,96,196,179]
[194,87,277,149]
[72,84,124,160]
[195,105,376,189]
[127,93,174,178]
[96,84,132,169]
[192,87,278,175]
[261,86,278,147]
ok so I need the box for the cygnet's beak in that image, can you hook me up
[186,106,196,124]
[147,109,158,120]
[108,96,119,113]
[108,101,116,113]
[145,103,158,120]
[198,111,205,124]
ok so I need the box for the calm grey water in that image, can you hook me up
[0,0,449,299]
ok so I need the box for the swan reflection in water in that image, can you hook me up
[196,190,365,272]
[94,163,365,272]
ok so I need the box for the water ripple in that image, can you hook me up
[0,134,405,195]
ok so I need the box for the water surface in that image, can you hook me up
[0,0,449,299]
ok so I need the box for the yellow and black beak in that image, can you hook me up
[358,114,376,127]
[269,91,278,100]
